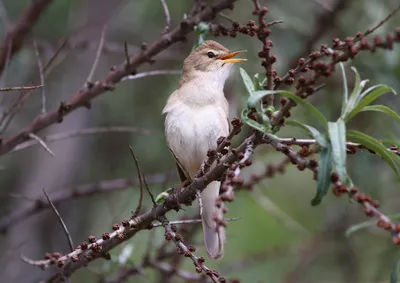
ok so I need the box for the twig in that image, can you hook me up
[0,0,55,75]
[0,85,43,92]
[150,217,240,228]
[128,145,144,218]
[28,133,54,157]
[32,40,46,113]
[159,216,221,283]
[11,126,150,154]
[121,70,181,81]
[123,41,130,67]
[42,189,74,252]
[160,0,171,34]
[364,3,400,37]
[276,138,399,155]
[85,24,107,86]
[142,170,157,206]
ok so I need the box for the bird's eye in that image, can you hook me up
[207,51,215,58]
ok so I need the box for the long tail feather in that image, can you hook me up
[200,181,225,259]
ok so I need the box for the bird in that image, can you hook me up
[162,40,246,259]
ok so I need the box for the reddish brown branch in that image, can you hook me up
[0,0,55,74]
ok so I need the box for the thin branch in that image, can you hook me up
[28,133,54,157]
[160,0,171,34]
[11,126,150,154]
[121,70,181,81]
[128,145,144,218]
[42,189,74,252]
[142,170,157,206]
[86,24,107,86]
[159,216,220,283]
[0,0,55,75]
[364,3,400,36]
[150,217,240,228]
[0,85,43,92]
[33,40,46,113]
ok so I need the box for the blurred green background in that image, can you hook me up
[0,0,399,282]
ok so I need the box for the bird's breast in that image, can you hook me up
[165,104,229,176]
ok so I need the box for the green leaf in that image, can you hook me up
[311,141,333,206]
[361,105,400,124]
[391,258,400,283]
[240,68,255,96]
[241,108,267,132]
[286,120,327,147]
[346,212,400,237]
[341,67,369,120]
[328,120,348,185]
[344,84,396,122]
[339,63,349,115]
[277,91,328,128]
[347,130,400,177]
[247,90,286,108]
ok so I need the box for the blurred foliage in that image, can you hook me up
[0,0,399,282]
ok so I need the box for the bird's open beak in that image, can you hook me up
[219,50,247,63]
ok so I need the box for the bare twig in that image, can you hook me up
[0,85,43,92]
[32,40,46,113]
[121,70,181,81]
[11,126,150,154]
[159,216,220,283]
[160,0,171,34]
[28,133,54,157]
[86,24,107,86]
[42,189,74,252]
[150,217,240,228]
[0,0,55,74]
[142,170,157,206]
[364,3,400,36]
[128,145,144,218]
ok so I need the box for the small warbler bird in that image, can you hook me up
[162,40,246,259]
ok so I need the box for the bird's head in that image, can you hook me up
[180,40,246,88]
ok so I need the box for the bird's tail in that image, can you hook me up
[200,181,225,259]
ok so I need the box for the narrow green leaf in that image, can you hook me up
[311,141,333,206]
[241,108,266,132]
[347,129,400,177]
[346,212,400,237]
[247,90,287,108]
[328,120,348,185]
[240,68,255,96]
[341,67,369,120]
[339,63,348,115]
[361,105,400,124]
[391,258,400,283]
[344,84,396,122]
[286,120,327,147]
[277,91,328,128]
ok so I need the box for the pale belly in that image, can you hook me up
[165,105,229,177]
